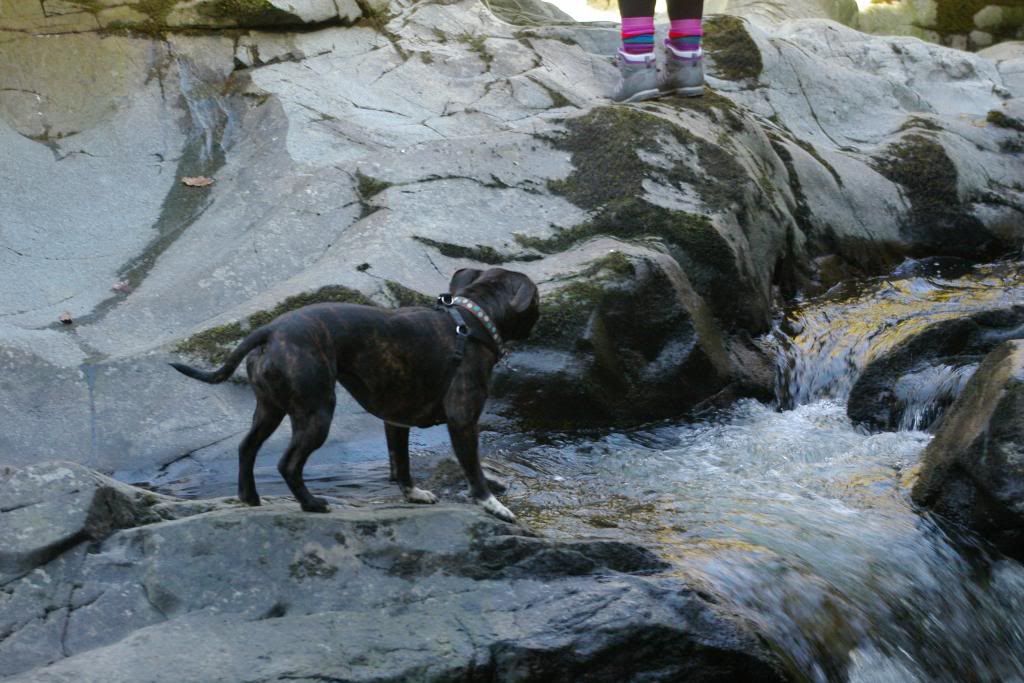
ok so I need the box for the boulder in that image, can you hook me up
[911,340,1024,561]
[491,248,773,429]
[0,462,787,682]
[1,2,1022,473]
[847,306,1024,431]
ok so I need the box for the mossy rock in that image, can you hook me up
[704,15,763,82]
[539,107,757,327]
[195,0,301,26]
[492,253,732,428]
[175,285,377,364]
[873,133,996,258]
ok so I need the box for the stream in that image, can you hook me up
[138,259,1024,683]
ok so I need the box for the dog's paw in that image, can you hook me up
[478,495,516,523]
[301,497,330,513]
[403,487,438,504]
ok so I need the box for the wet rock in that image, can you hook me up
[911,340,1024,561]
[0,462,787,682]
[491,249,774,428]
[847,307,1024,431]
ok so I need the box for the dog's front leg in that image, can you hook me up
[447,423,516,523]
[385,423,437,504]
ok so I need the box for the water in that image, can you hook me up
[502,400,1024,682]
[140,260,1024,682]
[775,260,1024,412]
[498,260,1024,681]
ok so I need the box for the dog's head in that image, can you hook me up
[448,268,539,342]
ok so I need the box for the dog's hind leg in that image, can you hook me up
[278,402,334,513]
[237,401,285,506]
[386,423,438,505]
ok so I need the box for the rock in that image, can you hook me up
[1,4,1022,473]
[0,462,170,585]
[0,0,362,33]
[491,249,773,428]
[0,462,787,682]
[911,340,1024,561]
[847,306,1024,431]
[857,0,1024,50]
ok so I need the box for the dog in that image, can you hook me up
[170,268,539,522]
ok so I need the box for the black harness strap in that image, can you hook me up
[436,295,472,392]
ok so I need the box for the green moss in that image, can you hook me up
[703,15,763,82]
[529,255,636,347]
[355,171,391,199]
[899,115,943,133]
[412,236,541,265]
[175,285,375,364]
[988,110,1024,133]
[196,0,296,25]
[384,281,434,308]
[874,133,989,255]
[357,1,394,31]
[537,106,750,322]
[666,89,745,132]
[457,32,493,67]
[934,0,996,35]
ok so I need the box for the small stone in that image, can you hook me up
[58,311,72,325]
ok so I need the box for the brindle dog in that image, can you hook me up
[170,268,539,523]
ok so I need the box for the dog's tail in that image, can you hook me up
[170,326,273,384]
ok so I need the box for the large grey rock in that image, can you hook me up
[0,462,168,584]
[0,462,787,682]
[912,340,1024,561]
[1,2,1022,474]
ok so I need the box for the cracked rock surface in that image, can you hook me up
[1,0,1022,474]
[0,462,786,682]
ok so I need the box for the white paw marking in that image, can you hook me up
[403,487,438,504]
[479,495,516,523]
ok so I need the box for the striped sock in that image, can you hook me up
[620,16,655,58]
[668,18,702,57]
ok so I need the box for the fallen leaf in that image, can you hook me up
[111,280,133,293]
[59,311,73,325]
[182,176,214,187]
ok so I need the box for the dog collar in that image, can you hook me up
[438,294,506,356]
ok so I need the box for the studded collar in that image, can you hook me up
[437,294,506,357]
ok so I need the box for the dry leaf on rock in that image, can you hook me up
[182,176,214,187]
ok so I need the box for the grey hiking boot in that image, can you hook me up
[660,45,704,97]
[612,51,659,103]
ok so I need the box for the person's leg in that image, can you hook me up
[618,0,656,58]
[661,0,705,96]
[666,0,704,57]
[613,0,659,102]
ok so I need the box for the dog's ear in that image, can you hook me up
[449,268,483,294]
[509,274,538,313]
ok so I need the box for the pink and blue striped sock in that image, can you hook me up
[668,18,702,57]
[620,16,655,59]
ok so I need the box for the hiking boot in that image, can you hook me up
[612,51,659,103]
[660,45,704,97]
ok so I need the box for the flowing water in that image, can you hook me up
[500,259,1024,682]
[141,259,1024,682]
